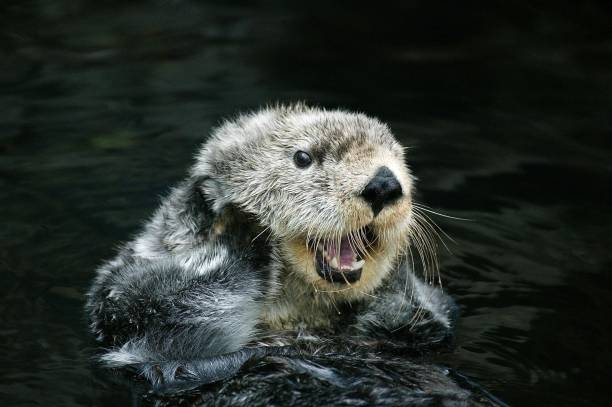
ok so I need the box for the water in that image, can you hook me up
[1,1,611,405]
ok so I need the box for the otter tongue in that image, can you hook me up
[324,237,356,269]
[339,237,357,269]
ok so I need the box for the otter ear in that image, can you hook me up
[192,140,236,214]
[198,176,230,214]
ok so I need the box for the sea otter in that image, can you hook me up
[85,104,457,386]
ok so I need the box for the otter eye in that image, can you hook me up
[293,150,312,168]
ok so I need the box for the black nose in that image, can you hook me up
[361,166,403,216]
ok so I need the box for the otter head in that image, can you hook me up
[193,105,413,299]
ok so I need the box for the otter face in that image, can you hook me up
[195,106,414,299]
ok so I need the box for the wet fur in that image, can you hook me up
[86,104,459,389]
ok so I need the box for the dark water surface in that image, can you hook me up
[1,1,611,406]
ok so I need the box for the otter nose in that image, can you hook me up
[361,166,403,216]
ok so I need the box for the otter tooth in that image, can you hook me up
[329,256,339,269]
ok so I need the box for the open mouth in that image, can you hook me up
[308,226,376,284]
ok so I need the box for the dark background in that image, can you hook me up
[1,1,611,406]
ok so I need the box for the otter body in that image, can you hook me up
[86,105,457,385]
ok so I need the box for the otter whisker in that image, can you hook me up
[414,205,458,247]
[414,219,440,285]
[357,226,376,262]
[392,240,415,323]
[408,219,441,332]
[251,225,271,244]
[356,220,374,260]
[414,208,454,255]
[408,223,428,278]
[358,290,383,300]
[413,202,472,222]
[405,214,455,330]
[413,212,446,288]
[414,217,440,279]
[315,284,354,294]
[348,228,367,264]
[406,243,418,305]
[334,228,355,289]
